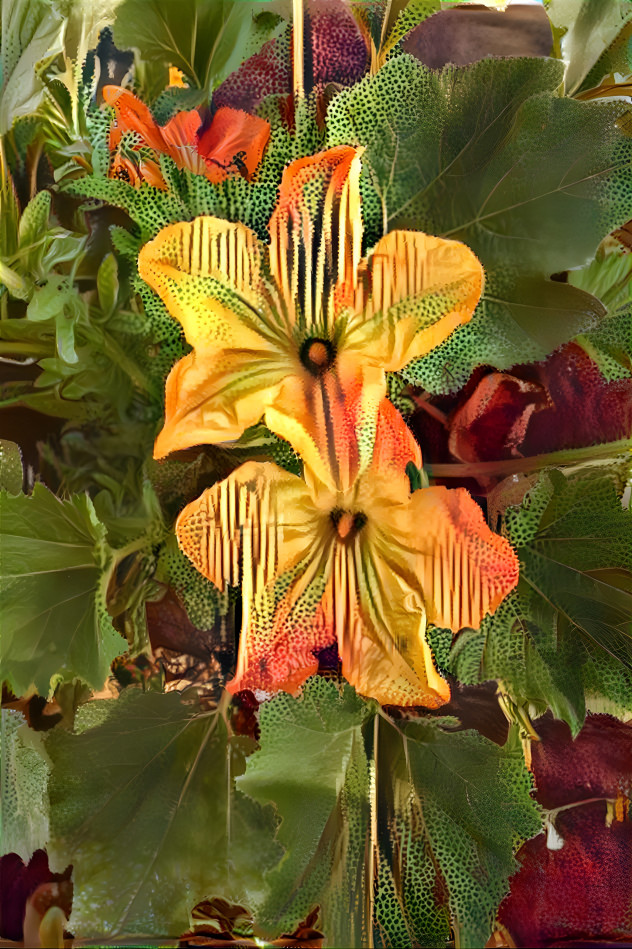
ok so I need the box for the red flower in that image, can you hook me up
[104,87,270,188]
[498,715,632,948]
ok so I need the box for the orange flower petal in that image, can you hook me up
[102,86,167,153]
[371,395,422,474]
[160,109,205,173]
[176,460,314,590]
[265,359,387,493]
[319,541,449,707]
[411,485,519,630]
[153,345,287,458]
[346,231,483,371]
[197,107,270,182]
[138,157,167,190]
[268,145,363,329]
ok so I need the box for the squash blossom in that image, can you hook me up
[176,398,519,707]
[139,145,483,489]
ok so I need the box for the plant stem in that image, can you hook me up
[0,340,50,356]
[425,438,632,479]
[293,0,304,104]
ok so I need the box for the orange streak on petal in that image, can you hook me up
[411,485,519,631]
[268,145,363,327]
[372,396,422,473]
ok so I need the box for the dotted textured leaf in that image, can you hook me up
[376,719,542,949]
[237,677,373,946]
[0,485,127,696]
[46,688,281,938]
[327,55,632,390]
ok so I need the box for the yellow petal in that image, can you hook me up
[411,485,519,630]
[322,541,449,707]
[176,461,317,592]
[345,231,483,371]
[138,216,272,347]
[176,461,334,695]
[268,146,364,332]
[154,344,288,458]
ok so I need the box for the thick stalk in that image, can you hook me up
[425,438,632,480]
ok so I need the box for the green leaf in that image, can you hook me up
[403,274,606,393]
[547,0,632,94]
[327,56,632,391]
[0,0,65,134]
[506,469,632,664]
[0,484,127,696]
[96,252,119,316]
[17,190,51,253]
[46,688,280,937]
[238,677,373,946]
[0,439,23,493]
[376,718,541,949]
[569,241,632,312]
[112,0,272,98]
[27,276,86,364]
[448,469,632,733]
[0,710,49,859]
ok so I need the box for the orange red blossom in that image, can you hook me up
[103,86,270,190]
[142,144,519,706]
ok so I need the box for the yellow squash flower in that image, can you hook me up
[139,145,483,490]
[176,398,519,707]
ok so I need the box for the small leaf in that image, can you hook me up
[0,439,23,493]
[548,0,632,94]
[0,484,127,696]
[0,0,65,134]
[96,253,119,316]
[17,190,51,252]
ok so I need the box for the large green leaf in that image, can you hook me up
[112,0,273,97]
[327,55,632,391]
[0,484,127,696]
[0,0,65,134]
[238,677,373,947]
[46,687,280,938]
[375,717,542,949]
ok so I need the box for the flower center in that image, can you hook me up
[300,337,335,376]
[331,509,367,542]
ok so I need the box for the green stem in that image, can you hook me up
[0,340,50,357]
[425,438,632,479]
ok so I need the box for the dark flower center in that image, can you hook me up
[300,337,336,376]
[331,509,367,542]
